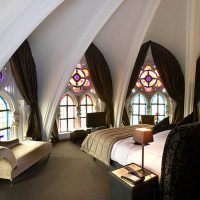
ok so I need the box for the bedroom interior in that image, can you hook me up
[1,0,200,200]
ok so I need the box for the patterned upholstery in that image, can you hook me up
[160,122,200,200]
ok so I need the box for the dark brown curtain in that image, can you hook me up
[151,42,185,122]
[10,40,42,140]
[85,43,114,126]
[194,57,200,121]
[52,120,59,141]
[122,41,151,125]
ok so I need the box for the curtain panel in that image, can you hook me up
[10,40,42,140]
[122,41,151,125]
[194,57,200,121]
[85,43,114,126]
[150,42,185,123]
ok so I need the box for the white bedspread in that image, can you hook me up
[111,129,170,178]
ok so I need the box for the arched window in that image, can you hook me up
[80,94,94,128]
[131,93,147,125]
[129,63,169,125]
[151,93,166,122]
[0,96,10,140]
[59,94,76,132]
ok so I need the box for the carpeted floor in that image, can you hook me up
[0,141,110,200]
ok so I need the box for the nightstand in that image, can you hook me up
[109,163,159,200]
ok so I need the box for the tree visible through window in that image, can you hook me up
[0,96,10,140]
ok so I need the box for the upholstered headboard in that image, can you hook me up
[160,122,200,200]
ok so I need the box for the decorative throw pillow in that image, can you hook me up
[169,123,177,129]
[176,112,194,126]
[0,138,19,148]
[153,117,170,134]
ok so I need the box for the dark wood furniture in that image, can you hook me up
[109,163,159,200]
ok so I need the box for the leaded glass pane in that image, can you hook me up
[81,118,86,128]
[158,105,165,115]
[133,105,138,114]
[140,94,146,103]
[60,107,67,118]
[60,120,67,132]
[87,96,92,104]
[60,96,67,105]
[68,106,74,118]
[151,105,157,115]
[68,96,74,105]
[68,119,74,131]
[87,106,93,113]
[158,94,164,103]
[81,106,86,117]
[149,71,157,79]
[133,95,139,103]
[132,116,138,125]
[140,71,148,79]
[148,79,157,87]
[81,97,86,104]
[140,105,146,114]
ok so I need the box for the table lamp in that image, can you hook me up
[133,128,153,173]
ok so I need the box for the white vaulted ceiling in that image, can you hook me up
[0,0,200,139]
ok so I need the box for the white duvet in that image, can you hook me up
[111,129,170,178]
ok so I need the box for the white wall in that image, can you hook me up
[94,0,162,126]
[29,0,124,139]
[0,0,64,69]
[144,0,186,74]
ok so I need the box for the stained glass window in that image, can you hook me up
[67,64,92,94]
[130,63,168,125]
[131,94,147,125]
[80,95,94,128]
[59,94,76,132]
[151,93,166,122]
[135,65,163,93]
[0,96,10,140]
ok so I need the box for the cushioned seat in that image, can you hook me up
[0,139,52,181]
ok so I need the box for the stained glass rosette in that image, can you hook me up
[134,65,163,93]
[67,64,92,94]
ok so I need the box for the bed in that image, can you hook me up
[81,125,169,178]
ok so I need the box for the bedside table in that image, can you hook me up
[109,163,159,200]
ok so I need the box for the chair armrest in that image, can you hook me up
[0,146,17,170]
[0,139,19,148]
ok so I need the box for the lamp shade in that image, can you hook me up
[133,128,153,144]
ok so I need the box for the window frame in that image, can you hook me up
[59,94,76,133]
[80,94,94,128]
[0,96,10,140]
[150,92,167,122]
[131,92,148,125]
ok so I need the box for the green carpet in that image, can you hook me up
[0,141,109,200]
